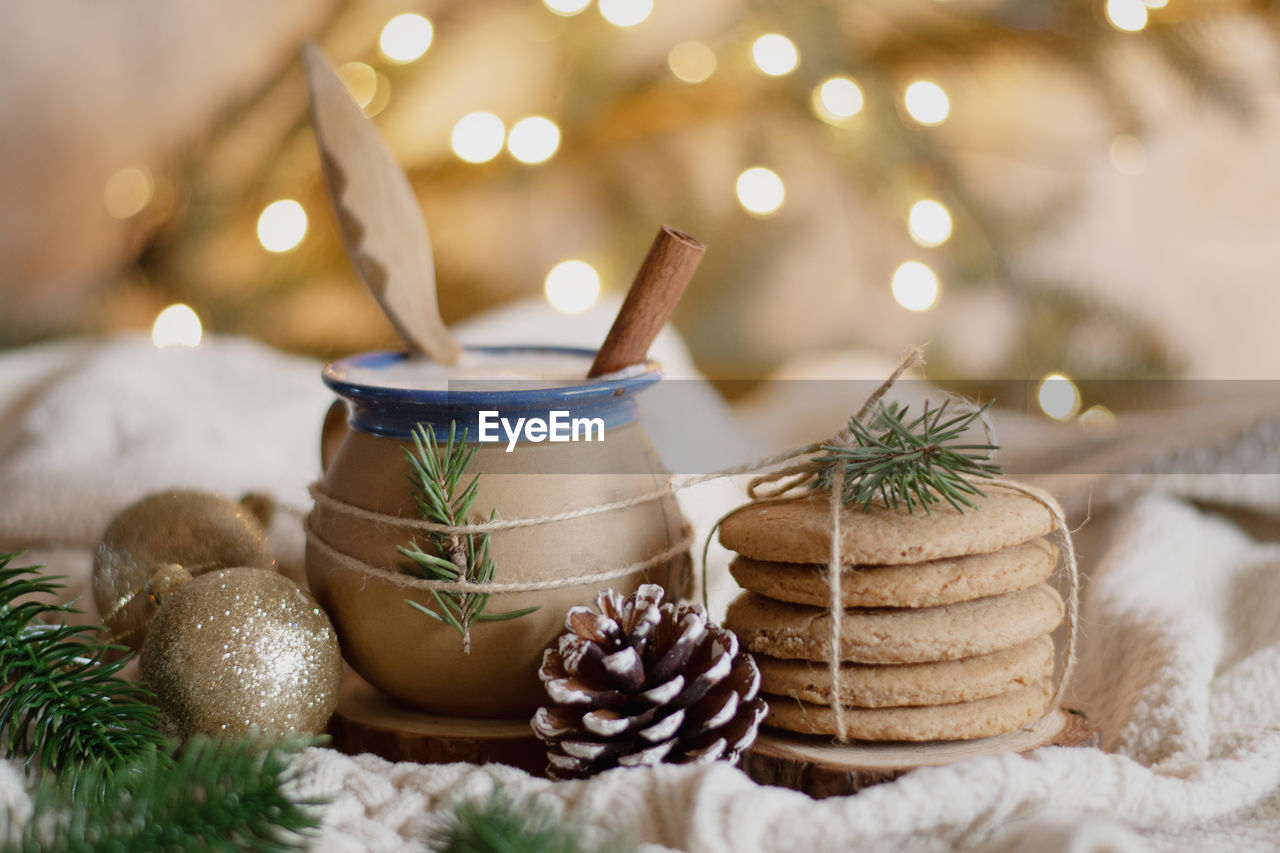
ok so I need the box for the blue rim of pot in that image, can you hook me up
[323,345,663,441]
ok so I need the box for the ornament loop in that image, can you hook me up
[143,563,193,608]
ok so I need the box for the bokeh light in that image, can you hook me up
[256,200,307,253]
[544,0,592,15]
[891,262,940,311]
[336,62,378,109]
[379,13,434,64]
[812,77,863,123]
[1038,373,1082,421]
[752,34,799,76]
[668,41,717,83]
[1110,134,1146,176]
[545,260,601,314]
[908,200,953,247]
[452,112,506,163]
[1106,0,1148,32]
[904,81,950,126]
[599,0,652,27]
[152,304,203,348]
[1078,404,1117,428]
[507,117,561,164]
[365,73,392,117]
[735,167,785,216]
[103,166,154,220]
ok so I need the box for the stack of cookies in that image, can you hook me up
[722,488,1063,741]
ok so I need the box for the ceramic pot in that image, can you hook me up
[306,346,690,718]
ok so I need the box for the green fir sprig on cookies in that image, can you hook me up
[814,399,1001,514]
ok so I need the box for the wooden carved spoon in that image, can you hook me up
[303,44,461,365]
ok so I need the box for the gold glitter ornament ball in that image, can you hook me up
[92,490,274,650]
[140,567,343,738]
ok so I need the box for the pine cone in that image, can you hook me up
[532,584,767,780]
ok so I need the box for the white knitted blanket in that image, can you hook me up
[2,328,1279,852]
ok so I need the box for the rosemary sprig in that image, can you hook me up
[398,422,537,652]
[814,399,1001,514]
[0,552,168,779]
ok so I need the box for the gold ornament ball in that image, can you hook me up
[92,490,274,650]
[140,567,343,738]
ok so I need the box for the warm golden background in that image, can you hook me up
[3,0,1279,392]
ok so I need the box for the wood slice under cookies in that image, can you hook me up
[743,708,1100,799]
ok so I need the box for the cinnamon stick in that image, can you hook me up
[587,225,705,378]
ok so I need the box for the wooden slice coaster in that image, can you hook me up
[327,674,547,776]
[741,708,1099,799]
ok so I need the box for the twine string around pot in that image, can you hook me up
[305,519,696,595]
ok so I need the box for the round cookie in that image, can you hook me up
[725,584,1063,664]
[764,680,1053,741]
[756,635,1054,708]
[729,538,1057,608]
[719,486,1053,565]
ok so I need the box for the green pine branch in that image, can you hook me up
[399,423,537,653]
[427,788,636,853]
[0,553,325,852]
[814,399,1001,514]
[6,735,319,853]
[0,552,167,778]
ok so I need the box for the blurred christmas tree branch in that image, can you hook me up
[98,0,1279,378]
